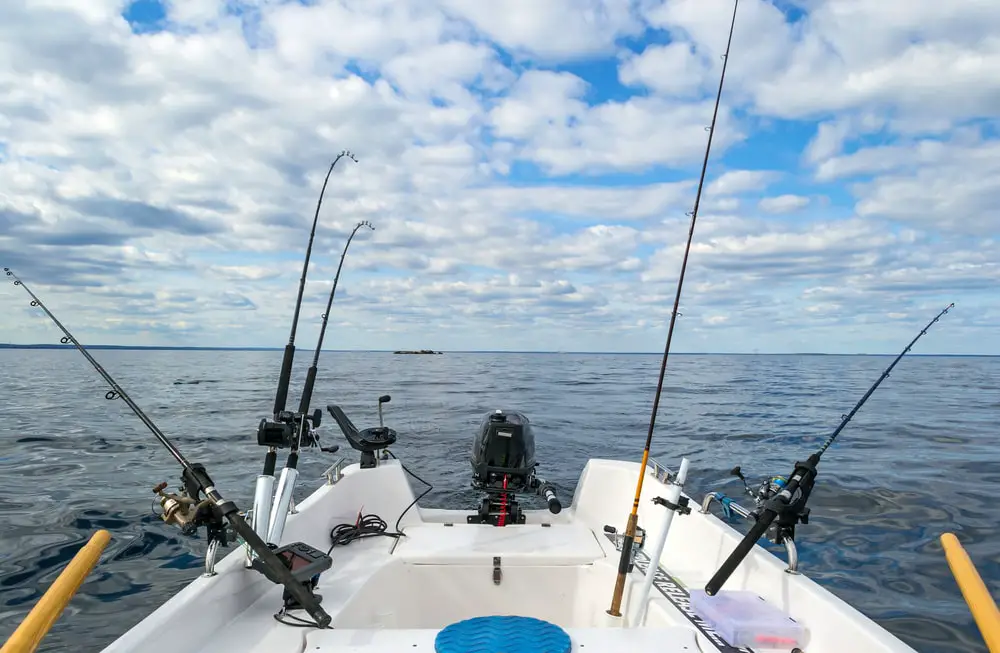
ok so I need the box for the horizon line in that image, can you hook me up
[0,343,994,357]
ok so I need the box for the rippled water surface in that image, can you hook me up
[1,350,997,652]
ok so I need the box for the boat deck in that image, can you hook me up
[304,627,700,651]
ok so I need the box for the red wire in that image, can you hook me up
[498,475,509,527]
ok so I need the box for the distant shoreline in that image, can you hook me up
[0,344,992,357]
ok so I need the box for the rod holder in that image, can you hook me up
[629,458,690,628]
[700,491,752,519]
[252,474,276,541]
[700,491,799,575]
[266,467,299,546]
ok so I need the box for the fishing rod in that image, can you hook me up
[297,220,375,416]
[253,151,357,541]
[265,219,375,547]
[270,149,358,418]
[4,267,333,629]
[704,302,954,596]
[606,0,741,618]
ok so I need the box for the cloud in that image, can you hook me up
[758,194,809,214]
[0,0,996,355]
[489,71,747,175]
[438,0,644,60]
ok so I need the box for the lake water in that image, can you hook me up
[0,349,997,652]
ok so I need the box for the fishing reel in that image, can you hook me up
[728,465,810,545]
[730,466,788,506]
[152,463,234,545]
[257,408,337,452]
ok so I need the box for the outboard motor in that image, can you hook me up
[468,409,561,526]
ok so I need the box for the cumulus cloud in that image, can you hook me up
[0,0,996,355]
[758,195,809,214]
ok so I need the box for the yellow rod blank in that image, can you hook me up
[941,532,1000,653]
[1,529,111,653]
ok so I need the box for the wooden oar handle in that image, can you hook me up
[941,532,1000,653]
[1,529,111,653]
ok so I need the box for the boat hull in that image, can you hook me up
[102,457,919,653]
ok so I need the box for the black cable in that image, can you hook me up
[326,513,400,556]
[317,452,433,556]
[386,450,434,536]
[273,612,333,629]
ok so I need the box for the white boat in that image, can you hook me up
[3,0,995,649]
[96,405,917,653]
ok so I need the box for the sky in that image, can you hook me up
[0,0,997,354]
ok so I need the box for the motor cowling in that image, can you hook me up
[470,409,537,494]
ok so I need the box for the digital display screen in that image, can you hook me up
[280,550,312,571]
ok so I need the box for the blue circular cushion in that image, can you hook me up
[434,615,572,653]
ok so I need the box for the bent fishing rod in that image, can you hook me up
[297,219,375,416]
[264,219,375,547]
[4,267,333,629]
[704,302,954,596]
[253,151,357,541]
[271,149,358,419]
[606,0,742,618]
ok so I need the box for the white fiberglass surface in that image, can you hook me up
[390,522,606,565]
[332,561,622,629]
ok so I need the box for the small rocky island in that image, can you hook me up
[393,349,443,355]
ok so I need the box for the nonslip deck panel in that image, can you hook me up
[305,627,700,651]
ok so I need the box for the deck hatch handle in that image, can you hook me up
[493,556,502,585]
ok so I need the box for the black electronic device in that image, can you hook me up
[274,541,333,581]
[327,399,398,469]
[251,541,333,611]
[467,409,561,526]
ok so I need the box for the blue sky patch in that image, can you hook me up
[122,0,166,34]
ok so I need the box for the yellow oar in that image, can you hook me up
[941,532,1000,652]
[1,529,111,653]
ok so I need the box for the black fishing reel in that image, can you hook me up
[257,408,335,452]
[730,465,788,505]
[153,463,234,546]
[729,465,810,545]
